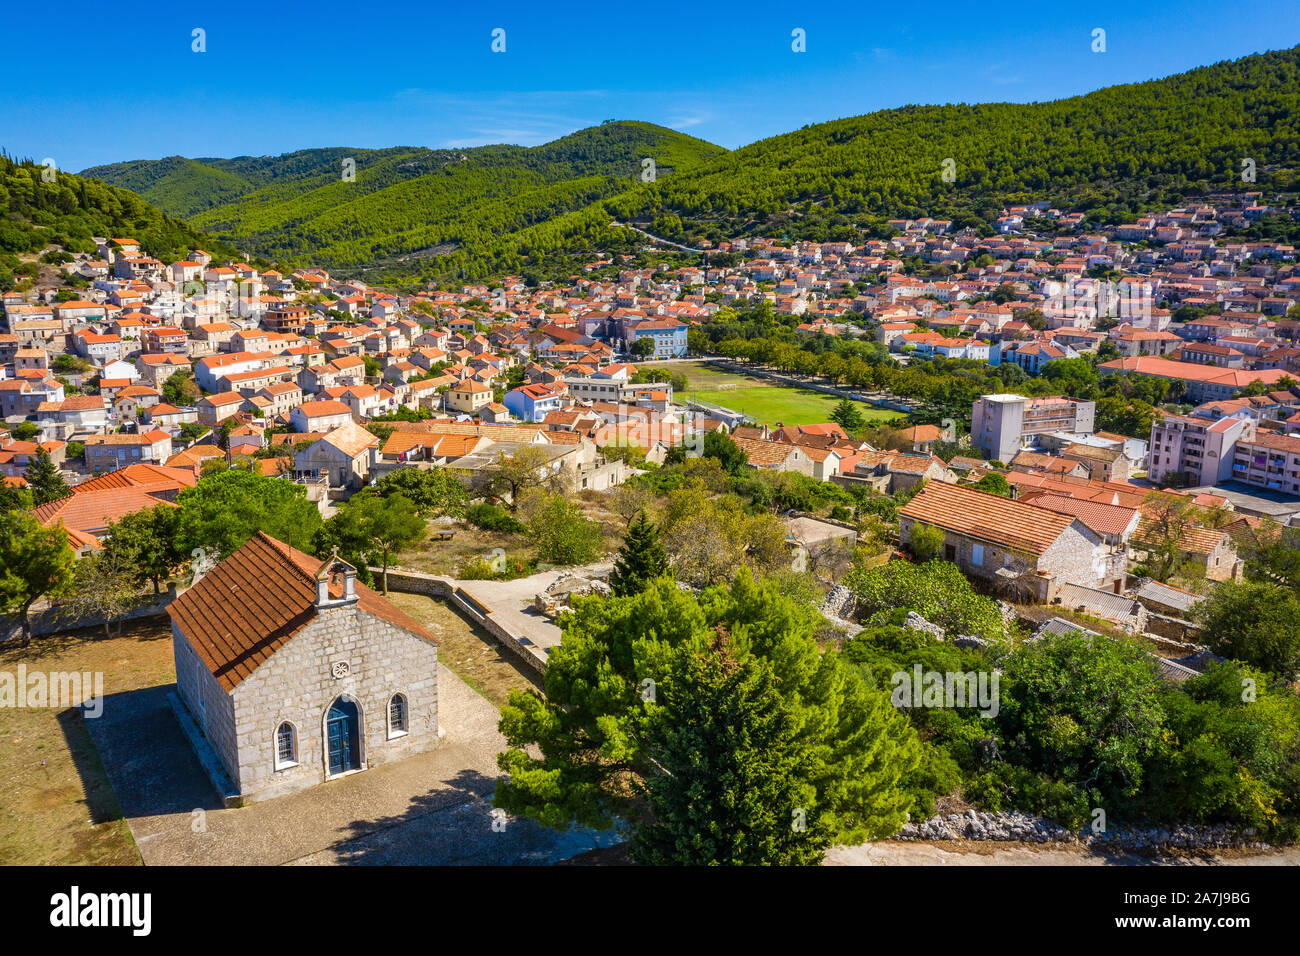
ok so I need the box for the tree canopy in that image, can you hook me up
[493,572,922,863]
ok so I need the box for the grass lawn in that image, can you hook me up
[672,361,905,428]
[0,618,176,865]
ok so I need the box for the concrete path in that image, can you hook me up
[454,560,613,656]
[88,664,613,865]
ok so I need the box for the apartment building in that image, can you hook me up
[1230,431,1300,496]
[972,393,1095,463]
[1147,412,1251,486]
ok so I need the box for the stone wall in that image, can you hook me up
[576,457,630,493]
[1,586,177,644]
[893,809,1272,852]
[1143,612,1202,645]
[227,601,440,803]
[1040,521,1111,591]
[173,623,240,787]
[380,568,549,675]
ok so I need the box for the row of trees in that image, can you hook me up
[711,326,1175,435]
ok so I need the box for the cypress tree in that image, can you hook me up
[829,398,865,432]
[26,446,70,506]
[608,510,668,596]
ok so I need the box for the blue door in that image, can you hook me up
[327,698,360,775]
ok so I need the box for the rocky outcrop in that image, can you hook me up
[534,572,610,619]
[892,810,1272,851]
[820,585,857,621]
[816,586,861,637]
[903,611,946,641]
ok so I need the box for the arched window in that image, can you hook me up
[274,722,297,769]
[388,694,408,737]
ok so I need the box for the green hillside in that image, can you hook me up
[427,48,1300,284]
[76,49,1300,288]
[82,122,724,280]
[0,154,238,287]
[609,47,1300,246]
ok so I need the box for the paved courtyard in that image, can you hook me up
[86,663,616,865]
[454,560,614,657]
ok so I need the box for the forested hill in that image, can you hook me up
[610,47,1300,246]
[74,48,1300,287]
[0,154,238,267]
[80,121,724,278]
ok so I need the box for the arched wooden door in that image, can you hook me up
[326,697,361,775]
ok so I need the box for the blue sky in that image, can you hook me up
[5,0,1298,173]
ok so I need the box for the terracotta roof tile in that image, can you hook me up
[900,481,1076,555]
[168,532,436,692]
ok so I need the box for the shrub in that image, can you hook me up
[520,492,604,566]
[907,522,946,562]
[845,559,1007,640]
[466,502,525,534]
[458,558,499,580]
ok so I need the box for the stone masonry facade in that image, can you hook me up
[174,603,439,803]
[899,516,1110,596]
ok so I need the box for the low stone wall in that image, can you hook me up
[894,810,1273,852]
[0,585,178,644]
[381,568,455,599]
[378,568,549,676]
[1144,612,1202,645]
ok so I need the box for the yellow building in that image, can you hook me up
[446,378,493,414]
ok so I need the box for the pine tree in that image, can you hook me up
[26,447,70,506]
[829,398,865,433]
[632,629,826,865]
[608,510,668,596]
[493,573,922,862]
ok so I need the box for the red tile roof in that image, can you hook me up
[168,532,436,692]
[900,481,1077,555]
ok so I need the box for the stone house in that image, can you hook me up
[1131,517,1243,583]
[293,421,378,488]
[1059,442,1131,482]
[846,450,955,495]
[899,480,1120,599]
[446,378,492,415]
[729,435,816,476]
[35,394,109,440]
[168,534,440,804]
[290,399,353,433]
[82,429,173,471]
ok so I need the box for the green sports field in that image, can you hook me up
[670,362,905,428]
